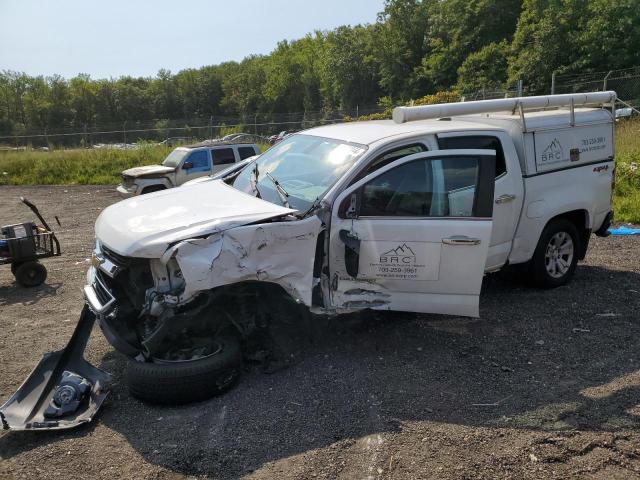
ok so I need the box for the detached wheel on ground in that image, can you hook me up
[125,335,242,405]
[14,260,47,287]
[529,219,580,289]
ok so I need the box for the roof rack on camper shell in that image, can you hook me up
[392,91,618,129]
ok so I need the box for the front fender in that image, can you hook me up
[173,217,323,307]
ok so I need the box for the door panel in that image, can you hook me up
[437,132,524,269]
[329,149,496,317]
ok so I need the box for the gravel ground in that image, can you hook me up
[1,185,639,480]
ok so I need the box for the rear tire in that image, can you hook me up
[529,219,580,289]
[14,261,47,287]
[125,335,242,405]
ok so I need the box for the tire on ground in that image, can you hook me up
[529,218,580,289]
[124,335,242,405]
[14,261,47,287]
[10,262,23,276]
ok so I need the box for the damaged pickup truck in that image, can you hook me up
[1,92,616,430]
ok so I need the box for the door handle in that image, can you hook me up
[442,236,481,246]
[495,194,516,204]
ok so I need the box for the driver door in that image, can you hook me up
[329,149,496,317]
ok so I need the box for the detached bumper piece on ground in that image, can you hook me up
[0,307,111,431]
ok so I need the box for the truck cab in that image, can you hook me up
[117,142,261,197]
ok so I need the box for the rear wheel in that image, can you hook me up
[125,335,242,405]
[529,219,579,289]
[14,261,47,287]
[10,262,23,276]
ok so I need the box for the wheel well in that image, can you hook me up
[547,209,590,259]
[141,184,167,194]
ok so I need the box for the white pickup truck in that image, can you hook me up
[0,93,617,428]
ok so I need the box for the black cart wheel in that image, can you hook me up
[10,262,23,276]
[125,335,242,405]
[14,261,47,287]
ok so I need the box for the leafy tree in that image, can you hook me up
[508,0,587,93]
[457,41,510,93]
[577,0,640,71]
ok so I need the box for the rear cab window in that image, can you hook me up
[212,148,237,165]
[238,146,258,160]
[438,135,506,177]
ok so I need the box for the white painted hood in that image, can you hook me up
[122,165,175,177]
[95,180,295,257]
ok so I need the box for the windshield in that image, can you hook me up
[233,134,366,210]
[162,149,190,168]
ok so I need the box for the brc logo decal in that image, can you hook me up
[379,243,416,265]
[541,138,564,163]
[593,165,609,173]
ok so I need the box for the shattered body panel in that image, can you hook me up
[172,217,323,306]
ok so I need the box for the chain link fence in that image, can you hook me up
[3,67,640,151]
[0,106,385,150]
[553,67,640,109]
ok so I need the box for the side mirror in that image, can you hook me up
[182,161,194,170]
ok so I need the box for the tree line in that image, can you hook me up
[1,0,638,137]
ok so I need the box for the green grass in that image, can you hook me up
[0,142,272,186]
[0,144,172,185]
[613,118,640,224]
[1,123,639,223]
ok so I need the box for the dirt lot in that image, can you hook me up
[1,185,639,479]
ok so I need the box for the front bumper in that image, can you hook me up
[116,184,137,198]
[84,266,141,357]
[0,306,111,431]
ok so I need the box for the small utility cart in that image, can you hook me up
[0,197,61,287]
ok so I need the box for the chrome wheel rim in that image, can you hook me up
[545,232,574,278]
[152,340,223,364]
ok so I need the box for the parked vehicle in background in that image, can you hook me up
[117,141,261,197]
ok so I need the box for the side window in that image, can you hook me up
[359,156,481,217]
[212,148,236,165]
[438,136,506,177]
[238,146,257,160]
[355,143,428,182]
[186,150,210,173]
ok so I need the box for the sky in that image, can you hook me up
[0,0,385,79]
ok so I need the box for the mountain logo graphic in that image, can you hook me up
[380,243,416,264]
[541,138,564,163]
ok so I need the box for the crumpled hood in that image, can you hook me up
[122,165,175,178]
[96,180,295,258]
